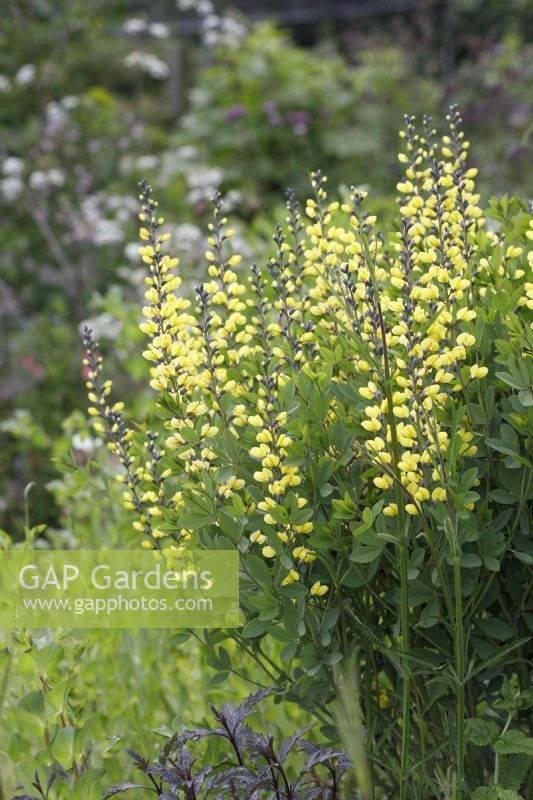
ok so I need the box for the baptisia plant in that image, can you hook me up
[83,107,533,799]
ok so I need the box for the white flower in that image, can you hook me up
[0,75,11,92]
[124,51,169,80]
[186,165,224,203]
[125,241,141,262]
[60,95,80,110]
[45,101,69,133]
[28,169,64,191]
[79,313,123,340]
[176,145,198,161]
[173,223,204,258]
[148,22,170,38]
[197,0,214,13]
[2,157,24,177]
[28,171,48,190]
[47,169,65,187]
[71,433,103,453]
[123,17,147,35]
[0,177,23,201]
[135,154,159,170]
[15,63,36,86]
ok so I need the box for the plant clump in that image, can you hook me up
[83,106,533,798]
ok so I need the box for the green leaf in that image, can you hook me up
[464,717,500,747]
[495,730,533,756]
[486,439,518,458]
[362,507,373,525]
[476,618,514,640]
[483,556,501,572]
[499,753,532,791]
[19,691,45,718]
[74,716,100,758]
[33,644,63,677]
[176,512,214,530]
[512,550,533,565]
[245,555,271,585]
[241,618,271,638]
[472,787,522,800]
[51,726,75,767]
[349,545,382,564]
[168,632,192,646]
[461,553,483,568]
[280,642,297,661]
[45,678,73,714]
[332,497,357,520]
[471,786,498,799]
[495,372,526,390]
[323,651,343,666]
[518,389,533,406]
[71,768,105,800]
[209,671,229,685]
[419,597,440,629]
[489,489,517,505]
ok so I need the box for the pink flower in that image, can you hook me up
[22,355,45,379]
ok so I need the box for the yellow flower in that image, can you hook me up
[378,688,391,709]
[282,569,299,585]
[262,545,277,558]
[383,503,398,517]
[469,364,488,379]
[310,581,328,597]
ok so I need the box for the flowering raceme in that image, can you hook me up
[83,107,532,596]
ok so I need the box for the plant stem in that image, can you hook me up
[399,537,411,800]
[494,711,514,786]
[0,652,11,800]
[364,598,375,800]
[453,553,465,799]
[369,245,412,800]
[0,652,12,713]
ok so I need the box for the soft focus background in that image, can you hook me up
[0,1,531,795]
[0,0,531,538]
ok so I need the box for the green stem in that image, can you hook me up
[362,229,412,798]
[0,653,12,713]
[399,538,411,800]
[494,712,514,786]
[453,554,465,799]
[363,598,375,800]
